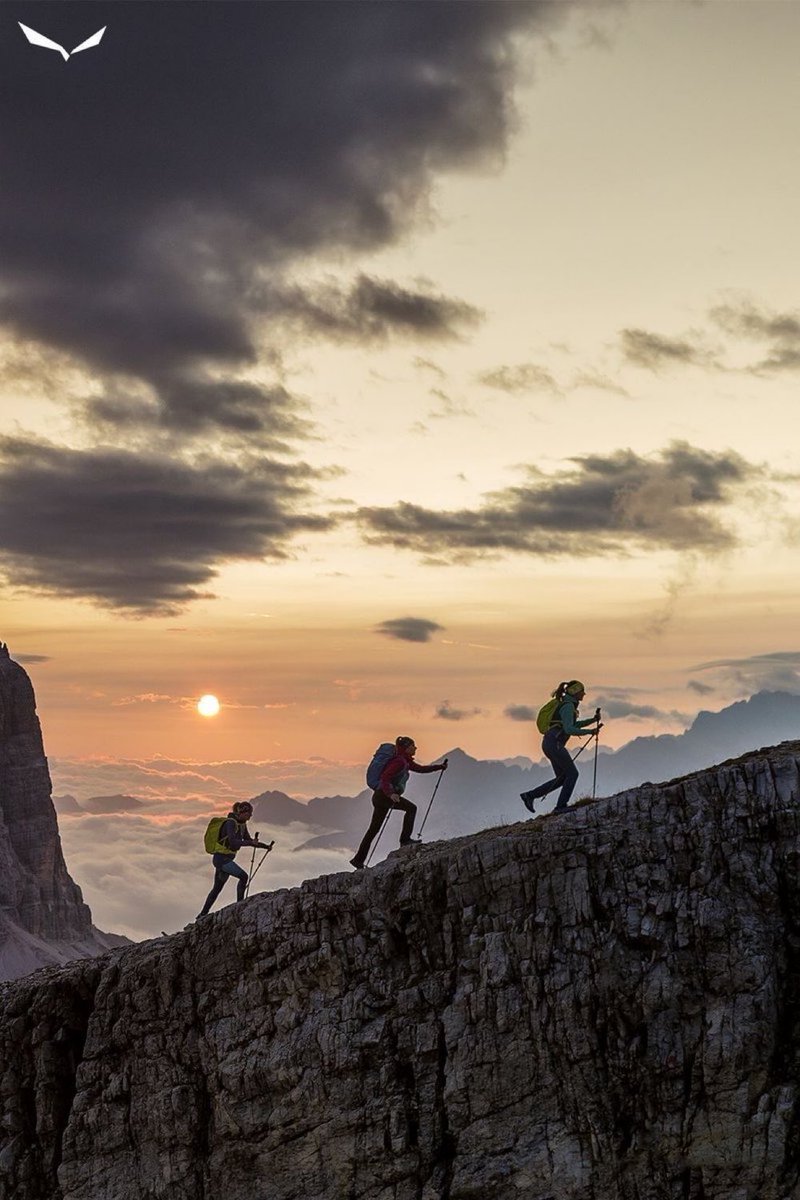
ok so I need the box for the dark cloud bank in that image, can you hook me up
[357,441,764,562]
[0,437,330,611]
[1,0,565,612]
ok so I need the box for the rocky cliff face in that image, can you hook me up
[2,739,800,1200]
[0,646,124,981]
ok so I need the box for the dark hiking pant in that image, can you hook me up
[199,859,249,915]
[352,790,417,865]
[527,730,579,810]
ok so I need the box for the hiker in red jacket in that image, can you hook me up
[350,736,448,869]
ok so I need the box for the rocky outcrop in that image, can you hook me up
[0,646,125,981]
[2,739,800,1199]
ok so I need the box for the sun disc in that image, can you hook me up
[197,694,220,718]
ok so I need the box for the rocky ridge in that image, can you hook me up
[2,739,800,1199]
[0,646,125,981]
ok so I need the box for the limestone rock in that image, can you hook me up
[2,739,800,1198]
[0,646,125,981]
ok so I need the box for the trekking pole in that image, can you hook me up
[571,734,595,762]
[246,840,274,895]
[365,809,392,867]
[592,708,601,799]
[245,832,260,898]
[417,758,448,840]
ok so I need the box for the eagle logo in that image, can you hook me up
[18,23,106,62]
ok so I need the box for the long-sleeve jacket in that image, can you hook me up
[218,816,261,858]
[551,698,597,741]
[378,753,440,798]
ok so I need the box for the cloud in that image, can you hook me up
[426,388,475,420]
[619,297,800,377]
[504,704,537,722]
[619,328,713,371]
[413,357,446,379]
[570,370,630,398]
[375,617,445,643]
[0,4,559,396]
[0,436,334,612]
[1,2,572,610]
[48,754,368,808]
[57,810,349,941]
[687,680,715,696]
[11,653,52,664]
[710,298,800,371]
[269,275,481,343]
[356,441,761,562]
[477,362,560,394]
[435,700,483,721]
[593,692,689,722]
[692,651,800,695]
[86,378,312,448]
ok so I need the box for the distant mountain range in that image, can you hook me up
[242,691,800,851]
[54,691,800,855]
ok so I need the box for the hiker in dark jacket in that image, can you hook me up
[350,736,448,868]
[197,800,272,917]
[520,680,602,813]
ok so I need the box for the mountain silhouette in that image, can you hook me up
[600,691,800,792]
[248,691,800,850]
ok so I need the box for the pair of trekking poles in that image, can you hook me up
[365,760,447,867]
[244,835,275,899]
[365,710,602,867]
[572,707,602,800]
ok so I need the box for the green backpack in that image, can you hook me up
[204,816,234,856]
[536,697,562,734]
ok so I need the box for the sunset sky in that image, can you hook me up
[2,0,799,817]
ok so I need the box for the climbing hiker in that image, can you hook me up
[197,800,273,917]
[520,680,602,814]
[350,736,448,869]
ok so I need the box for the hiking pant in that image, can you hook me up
[353,790,417,865]
[199,859,249,914]
[528,730,579,810]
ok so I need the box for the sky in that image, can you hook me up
[2,1,800,934]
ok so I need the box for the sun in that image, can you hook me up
[197,694,221,718]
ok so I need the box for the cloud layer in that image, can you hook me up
[1,1,562,611]
[0,436,332,612]
[692,651,800,696]
[2,3,548,383]
[357,441,761,562]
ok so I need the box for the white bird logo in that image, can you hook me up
[18,23,106,62]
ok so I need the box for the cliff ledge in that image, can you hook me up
[2,739,800,1200]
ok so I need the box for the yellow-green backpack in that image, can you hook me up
[536,697,562,734]
[204,816,234,855]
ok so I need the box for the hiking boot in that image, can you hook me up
[520,791,537,813]
[349,857,365,870]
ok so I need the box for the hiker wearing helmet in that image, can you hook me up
[350,736,448,869]
[520,680,602,814]
[197,800,271,917]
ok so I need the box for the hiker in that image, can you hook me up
[520,680,602,814]
[197,800,272,917]
[350,736,448,869]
